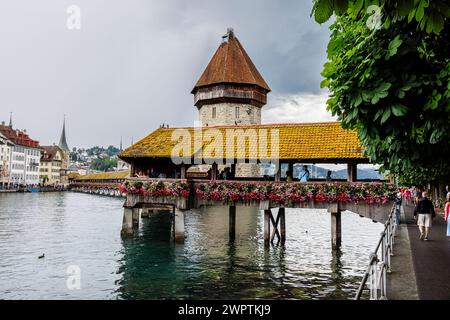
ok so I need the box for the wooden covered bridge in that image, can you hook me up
[69,171,129,196]
[70,29,396,250]
[105,121,396,249]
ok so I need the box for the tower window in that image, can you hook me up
[212,107,216,119]
[235,106,240,119]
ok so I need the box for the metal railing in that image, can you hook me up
[355,205,397,300]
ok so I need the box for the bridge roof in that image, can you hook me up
[74,171,129,181]
[119,122,366,163]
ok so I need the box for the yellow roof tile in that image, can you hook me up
[74,171,129,181]
[119,122,365,162]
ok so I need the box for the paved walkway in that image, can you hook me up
[403,204,450,300]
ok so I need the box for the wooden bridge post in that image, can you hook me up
[181,164,186,179]
[172,208,185,243]
[141,208,149,218]
[347,163,357,182]
[275,165,281,182]
[329,203,342,249]
[279,207,286,244]
[132,208,140,228]
[288,163,294,181]
[264,209,271,247]
[229,205,236,241]
[211,163,218,180]
[121,208,133,237]
[230,163,236,179]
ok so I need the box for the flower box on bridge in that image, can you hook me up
[120,178,396,220]
[120,178,190,210]
[194,179,394,204]
[109,178,398,247]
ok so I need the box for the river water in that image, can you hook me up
[0,192,382,299]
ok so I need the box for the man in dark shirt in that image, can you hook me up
[414,192,436,241]
[394,192,402,225]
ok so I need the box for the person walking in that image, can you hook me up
[404,188,412,206]
[394,192,402,225]
[413,187,422,205]
[298,165,310,182]
[445,194,450,240]
[221,167,232,180]
[326,170,332,182]
[414,191,436,241]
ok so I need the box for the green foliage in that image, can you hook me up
[91,157,118,172]
[311,0,450,34]
[397,164,450,186]
[317,3,450,184]
[313,0,334,23]
[70,145,121,168]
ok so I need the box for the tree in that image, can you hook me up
[41,175,49,185]
[312,0,450,34]
[312,1,450,185]
[91,158,118,172]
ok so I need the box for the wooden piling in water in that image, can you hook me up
[279,207,286,244]
[173,208,185,243]
[121,208,133,237]
[329,203,342,249]
[264,209,271,247]
[132,208,140,227]
[229,205,236,241]
[141,208,149,218]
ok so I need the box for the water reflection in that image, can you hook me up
[115,206,379,299]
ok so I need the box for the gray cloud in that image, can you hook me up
[0,0,331,148]
[263,91,335,124]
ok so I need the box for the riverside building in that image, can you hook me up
[0,129,14,187]
[0,121,41,186]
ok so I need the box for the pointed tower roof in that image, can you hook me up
[191,29,270,94]
[58,116,70,152]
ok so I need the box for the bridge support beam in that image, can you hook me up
[180,164,186,179]
[264,209,271,247]
[172,208,185,243]
[229,205,236,242]
[141,208,149,218]
[279,207,286,245]
[288,163,294,181]
[329,203,342,250]
[211,163,218,180]
[132,208,140,228]
[347,163,357,182]
[275,165,281,182]
[121,208,133,237]
[264,208,286,247]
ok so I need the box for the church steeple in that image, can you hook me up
[58,115,70,152]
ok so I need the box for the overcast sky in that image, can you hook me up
[0,0,334,149]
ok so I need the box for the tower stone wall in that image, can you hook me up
[199,103,261,126]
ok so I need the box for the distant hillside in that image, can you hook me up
[261,163,384,180]
[334,168,384,180]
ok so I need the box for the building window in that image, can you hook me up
[235,106,239,119]
[212,107,216,119]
